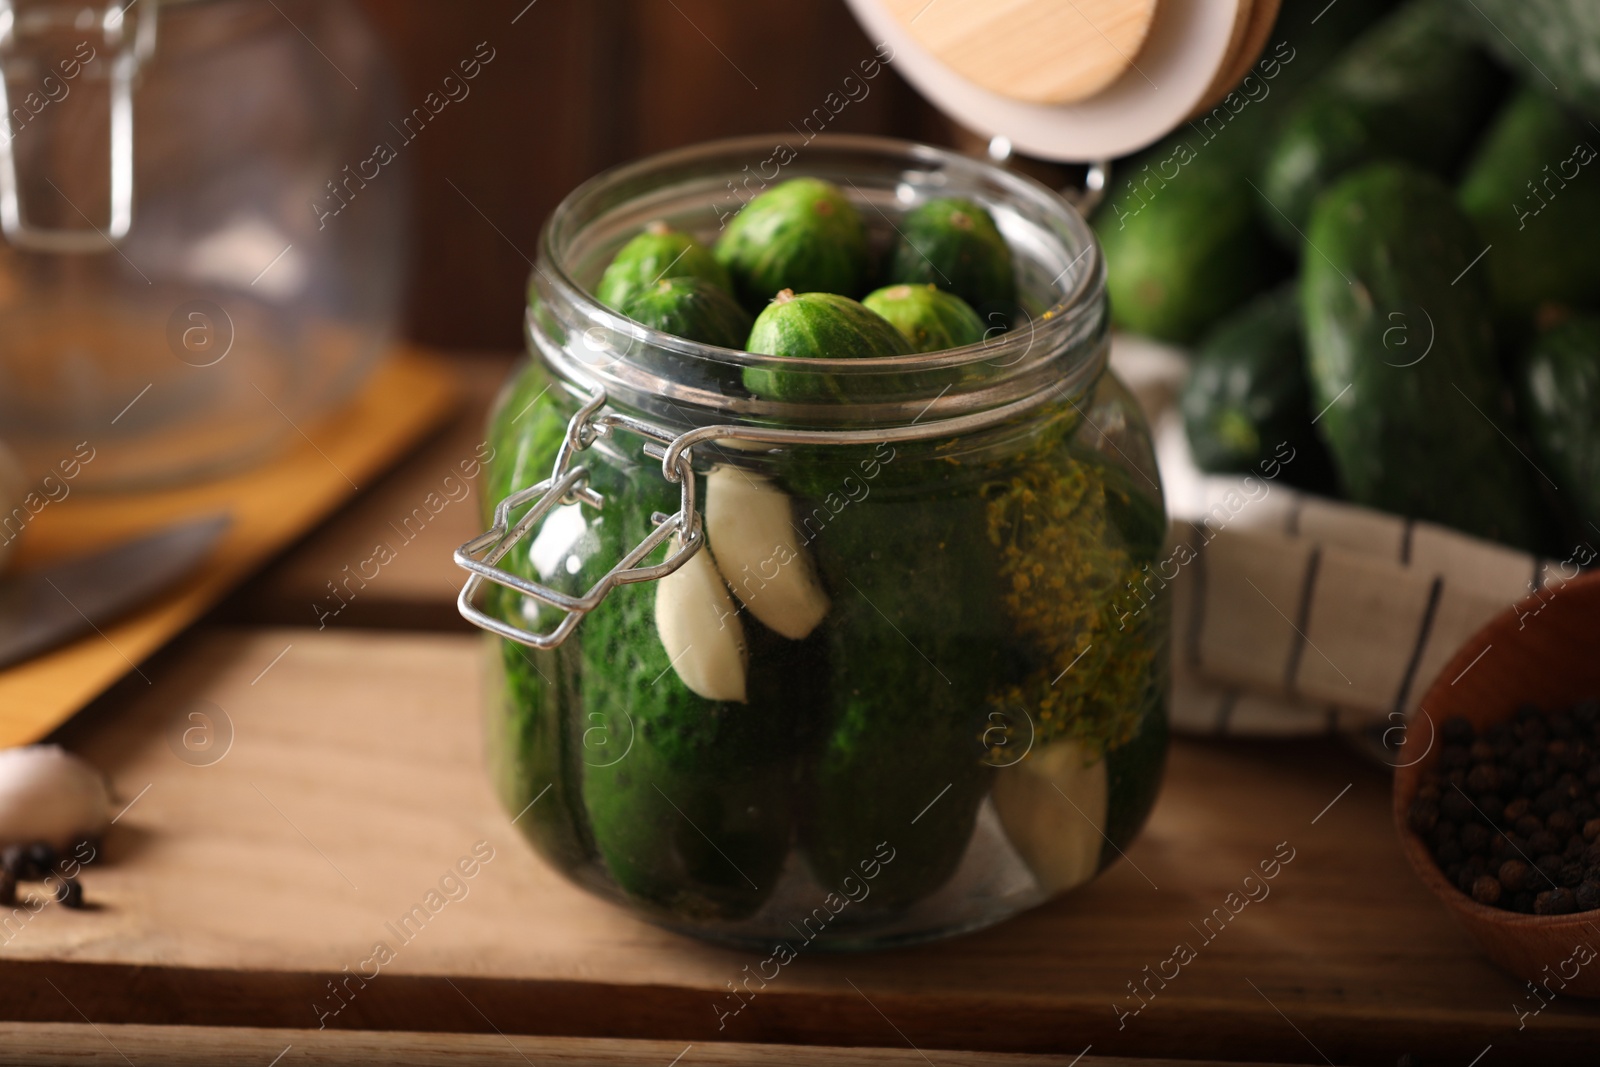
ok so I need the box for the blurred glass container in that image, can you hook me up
[0,0,406,489]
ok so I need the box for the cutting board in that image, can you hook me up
[10,627,1598,1064]
[0,352,457,748]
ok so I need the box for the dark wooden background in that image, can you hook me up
[353,0,957,351]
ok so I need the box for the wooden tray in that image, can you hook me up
[0,351,457,748]
[9,627,1597,1065]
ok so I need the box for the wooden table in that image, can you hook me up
[6,354,1597,1066]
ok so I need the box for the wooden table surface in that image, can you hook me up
[8,354,1598,1066]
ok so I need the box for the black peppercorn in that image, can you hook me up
[1578,881,1600,912]
[1504,796,1532,823]
[1471,875,1502,905]
[1536,888,1578,915]
[1548,809,1578,837]
[53,879,83,909]
[1499,859,1531,893]
[1441,790,1475,823]
[0,844,27,879]
[1437,840,1465,866]
[1459,822,1492,854]
[26,843,55,876]
[1456,868,1478,894]
[1528,830,1561,857]
[1537,853,1565,883]
[1515,813,1544,838]
[1560,862,1586,888]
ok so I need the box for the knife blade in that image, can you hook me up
[0,514,230,670]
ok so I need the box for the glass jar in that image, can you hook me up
[463,135,1168,949]
[0,0,404,489]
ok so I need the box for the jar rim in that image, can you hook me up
[529,133,1107,430]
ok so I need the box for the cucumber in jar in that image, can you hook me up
[787,413,1169,910]
[791,453,1005,912]
[482,365,808,922]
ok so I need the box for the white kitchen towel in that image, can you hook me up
[1108,334,1589,736]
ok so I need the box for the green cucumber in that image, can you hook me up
[1097,148,1276,343]
[595,222,731,312]
[1091,0,1398,344]
[742,290,911,402]
[619,276,752,348]
[798,477,1003,912]
[714,178,869,311]
[862,284,986,353]
[886,198,1016,320]
[1180,283,1336,490]
[1301,162,1542,549]
[1518,316,1600,530]
[1459,87,1600,333]
[1257,0,1505,245]
[1449,0,1600,118]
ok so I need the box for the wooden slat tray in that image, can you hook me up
[0,352,457,747]
[0,1023,1316,1066]
[9,627,1596,1065]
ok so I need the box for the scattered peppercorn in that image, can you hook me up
[1417,703,1600,914]
[53,878,83,909]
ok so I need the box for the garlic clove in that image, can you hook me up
[704,467,830,640]
[991,740,1109,896]
[653,535,748,703]
[0,745,111,849]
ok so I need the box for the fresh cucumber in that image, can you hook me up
[1301,162,1542,549]
[1450,0,1600,118]
[1092,0,1397,343]
[1181,283,1337,491]
[1459,87,1600,334]
[862,284,986,353]
[1518,316,1600,531]
[714,178,869,311]
[594,223,730,312]
[1257,0,1504,245]
[619,276,753,348]
[886,198,1016,320]
[742,289,910,402]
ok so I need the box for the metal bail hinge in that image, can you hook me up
[454,387,704,650]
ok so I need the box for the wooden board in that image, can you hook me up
[0,1023,1316,1067]
[0,353,457,748]
[7,627,1596,1065]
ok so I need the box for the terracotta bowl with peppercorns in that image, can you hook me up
[1394,569,1600,997]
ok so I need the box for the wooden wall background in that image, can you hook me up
[353,0,956,351]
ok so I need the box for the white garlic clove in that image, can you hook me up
[0,745,111,849]
[704,467,830,641]
[991,740,1109,896]
[653,535,748,703]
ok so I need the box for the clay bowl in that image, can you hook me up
[1394,569,1600,996]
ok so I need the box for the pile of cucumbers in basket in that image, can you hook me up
[1096,0,1600,554]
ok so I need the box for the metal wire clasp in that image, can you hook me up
[455,387,704,650]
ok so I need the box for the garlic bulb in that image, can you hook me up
[0,745,111,849]
[705,467,830,640]
[991,740,1108,896]
[653,536,748,703]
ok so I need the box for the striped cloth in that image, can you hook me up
[1109,335,1576,738]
